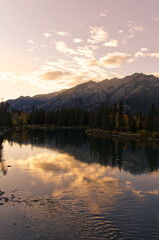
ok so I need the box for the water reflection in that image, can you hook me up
[4,129,159,175]
[0,136,7,175]
[1,130,159,239]
[15,151,122,214]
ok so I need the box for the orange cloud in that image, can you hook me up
[40,71,71,80]
[99,52,133,68]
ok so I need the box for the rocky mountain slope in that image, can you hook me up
[7,89,65,112]
[7,73,159,112]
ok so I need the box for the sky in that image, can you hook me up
[0,0,159,100]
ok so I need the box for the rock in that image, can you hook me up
[39,203,45,206]
[0,191,4,196]
[3,197,9,202]
[12,189,17,192]
[32,199,39,202]
[11,195,15,199]
[7,165,12,168]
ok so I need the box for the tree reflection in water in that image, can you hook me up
[4,129,159,175]
[0,136,7,175]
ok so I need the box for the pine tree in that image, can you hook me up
[112,103,117,130]
[146,104,157,131]
[118,99,124,131]
[131,118,137,133]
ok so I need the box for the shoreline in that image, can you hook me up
[0,125,87,136]
[85,128,159,142]
[1,125,159,142]
[14,125,87,130]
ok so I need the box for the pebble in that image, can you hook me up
[32,199,39,202]
[11,194,15,199]
[0,191,4,196]
[4,197,9,202]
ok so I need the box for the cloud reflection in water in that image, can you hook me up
[15,151,123,214]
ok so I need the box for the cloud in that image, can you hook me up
[122,21,145,44]
[55,41,78,55]
[149,53,159,58]
[154,17,159,21]
[28,40,34,44]
[56,31,71,36]
[73,38,84,43]
[88,27,108,44]
[135,49,159,58]
[40,55,114,88]
[27,46,36,52]
[0,71,14,79]
[141,48,148,52]
[40,44,47,48]
[27,42,48,52]
[72,56,94,68]
[119,30,124,34]
[103,39,118,47]
[44,33,52,38]
[129,23,145,32]
[99,52,133,68]
[94,10,108,19]
[136,51,159,59]
[152,72,159,78]
[135,51,144,58]
[77,46,94,58]
[55,41,94,58]
[40,71,71,80]
[99,10,108,17]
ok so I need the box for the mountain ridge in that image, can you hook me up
[7,73,159,113]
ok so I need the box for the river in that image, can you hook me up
[0,129,159,239]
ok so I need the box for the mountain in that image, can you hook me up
[7,73,159,113]
[7,89,65,112]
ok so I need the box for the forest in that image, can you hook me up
[0,100,159,137]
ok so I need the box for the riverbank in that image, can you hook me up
[14,125,87,131]
[1,124,88,132]
[86,128,159,141]
[1,125,159,142]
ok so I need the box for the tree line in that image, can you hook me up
[0,102,12,128]
[1,100,159,135]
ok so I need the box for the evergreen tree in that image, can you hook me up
[101,102,111,130]
[146,104,157,131]
[118,99,124,131]
[131,118,137,133]
[112,103,117,130]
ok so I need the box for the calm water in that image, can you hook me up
[0,129,159,240]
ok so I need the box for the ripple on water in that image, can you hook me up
[0,193,123,240]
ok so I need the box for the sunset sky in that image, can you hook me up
[1,0,159,100]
